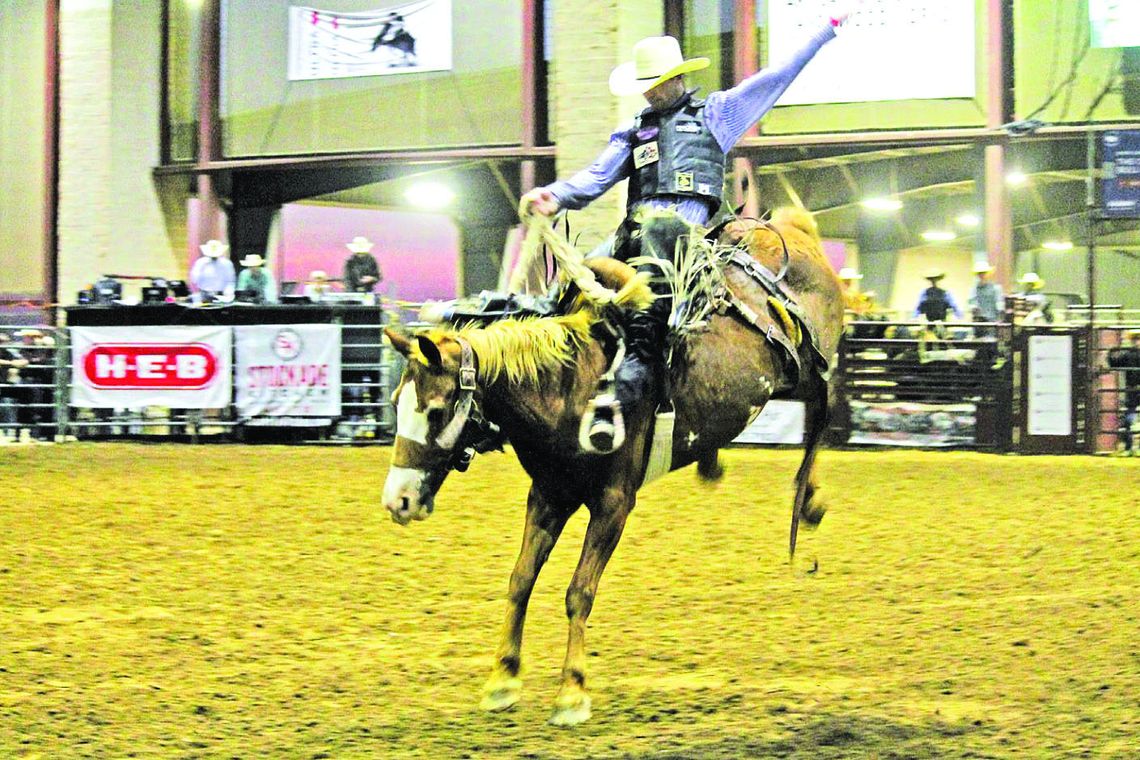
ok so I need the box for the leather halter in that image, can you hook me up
[433,336,504,472]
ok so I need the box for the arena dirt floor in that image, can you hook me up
[1,444,1137,758]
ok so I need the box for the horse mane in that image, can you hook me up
[458,311,596,386]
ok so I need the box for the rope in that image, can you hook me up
[515,215,633,308]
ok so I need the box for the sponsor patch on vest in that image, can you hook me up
[698,182,712,195]
[636,126,659,141]
[675,171,694,192]
[676,121,702,134]
[633,141,660,169]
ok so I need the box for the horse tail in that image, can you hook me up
[771,206,820,241]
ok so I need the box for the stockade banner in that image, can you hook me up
[767,0,975,105]
[287,1,452,81]
[70,326,232,409]
[234,325,341,420]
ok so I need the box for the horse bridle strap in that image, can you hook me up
[435,337,478,450]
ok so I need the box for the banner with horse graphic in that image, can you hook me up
[288,1,452,81]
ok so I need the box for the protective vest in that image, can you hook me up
[919,287,951,322]
[626,92,725,213]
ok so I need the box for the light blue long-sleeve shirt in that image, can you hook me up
[546,23,838,226]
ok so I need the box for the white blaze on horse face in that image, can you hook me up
[395,380,430,445]
[383,465,429,524]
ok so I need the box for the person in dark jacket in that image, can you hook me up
[344,236,382,294]
[913,269,962,323]
[1107,329,1140,455]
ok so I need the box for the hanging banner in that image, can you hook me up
[1101,131,1140,219]
[733,400,805,445]
[767,0,976,105]
[70,326,232,409]
[288,1,452,81]
[1089,0,1140,48]
[234,324,341,420]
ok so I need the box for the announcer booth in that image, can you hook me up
[65,302,391,441]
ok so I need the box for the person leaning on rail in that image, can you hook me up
[516,2,864,454]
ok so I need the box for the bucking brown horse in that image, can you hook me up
[380,207,844,726]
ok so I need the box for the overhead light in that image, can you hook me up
[404,182,455,210]
[1006,171,1028,187]
[1042,240,1073,251]
[861,197,903,212]
[955,213,981,228]
[921,230,956,242]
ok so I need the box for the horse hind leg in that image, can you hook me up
[697,449,725,481]
[481,486,570,712]
[790,386,831,556]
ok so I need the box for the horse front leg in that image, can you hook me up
[481,485,570,712]
[550,487,631,726]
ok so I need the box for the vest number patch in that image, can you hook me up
[676,121,701,134]
[675,171,694,192]
[633,141,660,169]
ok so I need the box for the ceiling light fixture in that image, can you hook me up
[1006,171,1028,187]
[860,197,903,212]
[921,230,956,242]
[404,182,455,210]
[955,213,981,227]
[1042,240,1074,251]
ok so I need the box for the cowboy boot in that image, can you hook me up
[580,305,668,454]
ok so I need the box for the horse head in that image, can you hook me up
[381,328,501,525]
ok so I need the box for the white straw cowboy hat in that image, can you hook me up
[200,239,229,258]
[837,267,863,281]
[308,270,328,281]
[1018,272,1043,289]
[972,260,995,274]
[608,36,710,97]
[346,236,374,253]
[239,254,265,267]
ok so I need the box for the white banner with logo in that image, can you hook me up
[733,400,805,445]
[234,325,341,419]
[767,0,976,105]
[70,326,232,409]
[288,1,452,81]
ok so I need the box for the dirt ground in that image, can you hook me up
[1,444,1137,758]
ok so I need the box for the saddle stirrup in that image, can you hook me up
[579,392,625,454]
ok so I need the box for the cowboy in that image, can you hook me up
[189,239,236,303]
[913,269,962,323]
[968,260,1004,323]
[236,253,277,304]
[519,6,860,453]
[838,267,866,314]
[303,270,333,302]
[344,236,383,293]
[1016,272,1052,324]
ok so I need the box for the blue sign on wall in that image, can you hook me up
[1102,130,1140,218]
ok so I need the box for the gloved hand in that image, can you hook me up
[829,0,865,27]
[518,187,560,218]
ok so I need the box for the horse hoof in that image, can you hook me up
[801,498,827,527]
[548,694,592,727]
[479,678,522,712]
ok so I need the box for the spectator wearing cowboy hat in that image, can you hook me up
[1017,272,1053,324]
[236,253,277,304]
[968,260,1004,324]
[913,269,962,323]
[516,3,864,453]
[838,267,869,314]
[303,270,334,302]
[344,236,382,294]
[189,239,236,303]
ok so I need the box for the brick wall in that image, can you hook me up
[549,0,662,251]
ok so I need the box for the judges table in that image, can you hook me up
[65,303,388,439]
